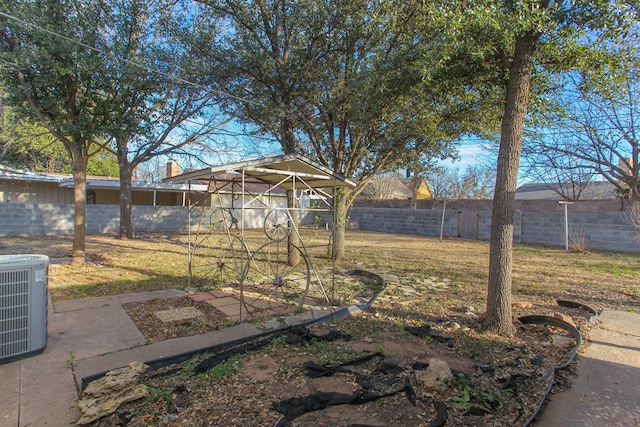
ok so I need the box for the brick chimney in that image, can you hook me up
[166,161,180,179]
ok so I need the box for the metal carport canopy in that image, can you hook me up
[165,154,356,190]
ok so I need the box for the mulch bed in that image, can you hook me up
[99,295,590,427]
[122,297,230,344]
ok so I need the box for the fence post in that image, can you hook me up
[558,201,573,251]
[439,200,446,241]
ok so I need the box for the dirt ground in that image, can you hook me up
[1,232,622,426]
[101,285,589,427]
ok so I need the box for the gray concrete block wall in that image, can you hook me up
[0,203,74,235]
[571,212,637,252]
[520,212,566,246]
[0,203,196,236]
[2,202,638,253]
[86,205,120,233]
[0,203,296,236]
[519,211,637,252]
[350,206,639,253]
[349,207,459,239]
[134,206,189,232]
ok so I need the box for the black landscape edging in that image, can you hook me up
[519,299,597,426]
[556,299,598,323]
[80,271,387,390]
[80,280,595,427]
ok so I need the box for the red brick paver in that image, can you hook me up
[189,292,215,302]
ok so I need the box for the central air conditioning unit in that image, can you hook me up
[0,254,49,364]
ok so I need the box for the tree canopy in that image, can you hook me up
[205,0,500,258]
[96,0,227,238]
[1,103,65,172]
[0,0,116,265]
[1,0,230,245]
[1,101,119,175]
[432,0,639,333]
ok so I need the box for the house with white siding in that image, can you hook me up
[0,164,208,206]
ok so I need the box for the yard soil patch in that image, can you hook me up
[2,232,629,426]
[122,296,229,343]
[94,291,590,427]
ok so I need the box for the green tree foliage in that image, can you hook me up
[428,0,639,334]
[207,0,498,259]
[0,103,64,171]
[205,0,323,154]
[96,0,225,238]
[290,1,499,257]
[2,0,224,243]
[1,103,119,175]
[87,149,119,177]
[0,0,114,265]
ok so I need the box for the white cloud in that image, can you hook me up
[439,142,496,170]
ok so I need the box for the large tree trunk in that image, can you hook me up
[117,140,135,239]
[332,188,350,261]
[119,168,135,240]
[71,153,88,267]
[411,177,419,209]
[280,116,302,266]
[119,166,135,239]
[485,31,539,335]
[280,116,296,154]
[411,158,420,209]
[630,154,639,200]
[286,189,301,266]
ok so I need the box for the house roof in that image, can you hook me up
[163,154,357,190]
[0,164,64,184]
[0,164,208,193]
[57,178,208,192]
[515,181,617,200]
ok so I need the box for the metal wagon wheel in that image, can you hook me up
[240,240,310,316]
[198,233,248,287]
[263,208,291,241]
[210,208,237,232]
[193,208,246,287]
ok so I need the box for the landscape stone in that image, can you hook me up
[283,313,313,326]
[76,361,149,425]
[552,334,576,349]
[154,307,203,322]
[513,301,534,309]
[398,285,417,294]
[382,273,400,283]
[553,312,577,327]
[261,319,284,330]
[415,358,453,392]
[449,322,461,331]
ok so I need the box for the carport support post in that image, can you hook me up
[558,201,573,252]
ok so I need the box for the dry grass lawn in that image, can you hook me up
[0,229,638,314]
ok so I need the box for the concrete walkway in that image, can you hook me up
[1,291,639,426]
[0,290,268,426]
[533,309,640,426]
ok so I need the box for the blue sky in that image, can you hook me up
[438,140,497,171]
